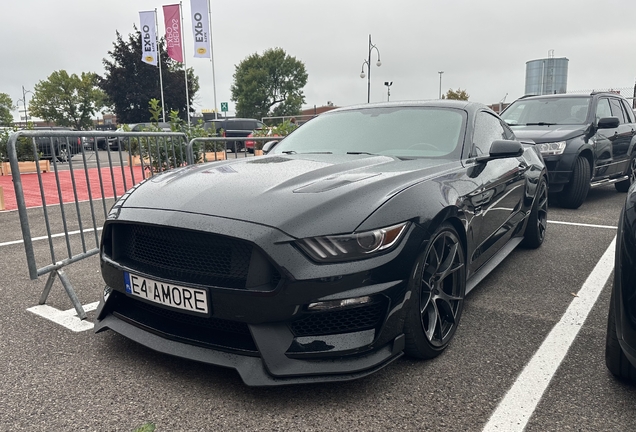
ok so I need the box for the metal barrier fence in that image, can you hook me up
[6,129,188,318]
[5,130,277,319]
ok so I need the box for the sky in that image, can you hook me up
[3,0,636,122]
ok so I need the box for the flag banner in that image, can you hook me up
[163,4,183,63]
[190,0,210,58]
[139,11,157,66]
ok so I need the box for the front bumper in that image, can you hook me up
[541,153,576,193]
[96,208,425,386]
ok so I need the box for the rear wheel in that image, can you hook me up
[615,153,636,192]
[559,156,590,209]
[522,177,548,248]
[605,290,636,381]
[404,223,466,359]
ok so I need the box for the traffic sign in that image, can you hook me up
[220,102,228,112]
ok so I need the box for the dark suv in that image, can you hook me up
[204,118,264,152]
[33,127,83,162]
[500,93,636,208]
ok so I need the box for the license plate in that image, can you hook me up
[124,272,209,315]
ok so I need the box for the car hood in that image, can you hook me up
[121,154,459,238]
[511,124,587,144]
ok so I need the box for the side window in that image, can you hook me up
[596,98,612,121]
[620,99,635,123]
[472,111,506,156]
[609,99,626,124]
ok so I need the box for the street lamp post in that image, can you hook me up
[360,34,382,103]
[438,71,444,99]
[17,86,34,126]
[384,81,393,102]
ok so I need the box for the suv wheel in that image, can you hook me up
[559,156,590,209]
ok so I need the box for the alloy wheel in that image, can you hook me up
[536,181,548,243]
[420,230,465,347]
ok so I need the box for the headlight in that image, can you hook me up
[295,222,409,263]
[535,141,566,156]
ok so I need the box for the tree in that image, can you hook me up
[29,71,105,130]
[231,48,307,119]
[0,93,14,126]
[100,29,199,124]
[442,88,470,101]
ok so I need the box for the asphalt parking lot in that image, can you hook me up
[0,184,635,431]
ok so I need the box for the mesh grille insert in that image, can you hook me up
[112,293,257,353]
[111,223,272,289]
[290,302,386,337]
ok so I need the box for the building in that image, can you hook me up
[525,56,569,96]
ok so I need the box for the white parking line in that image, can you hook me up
[27,301,100,332]
[548,220,617,230]
[0,227,103,248]
[482,237,616,432]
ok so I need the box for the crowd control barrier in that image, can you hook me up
[6,129,189,319]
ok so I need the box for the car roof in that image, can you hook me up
[326,100,487,116]
[517,92,626,101]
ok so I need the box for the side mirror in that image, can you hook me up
[262,140,279,154]
[597,116,620,129]
[476,140,523,162]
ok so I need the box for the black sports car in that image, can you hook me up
[95,101,548,386]
[606,181,636,380]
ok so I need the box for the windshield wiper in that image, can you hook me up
[524,122,556,126]
[346,152,376,155]
[281,150,296,154]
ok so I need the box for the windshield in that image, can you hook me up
[271,106,466,159]
[500,96,591,126]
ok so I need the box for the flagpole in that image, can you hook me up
[155,8,166,122]
[207,0,218,120]
[179,1,191,127]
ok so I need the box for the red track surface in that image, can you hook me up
[0,166,146,211]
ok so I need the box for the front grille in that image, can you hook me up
[112,293,258,353]
[290,302,387,337]
[108,223,281,290]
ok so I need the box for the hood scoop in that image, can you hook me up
[293,172,381,193]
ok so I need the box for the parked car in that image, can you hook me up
[605,182,636,381]
[500,92,636,208]
[244,127,280,153]
[109,122,172,151]
[32,127,83,162]
[95,100,548,386]
[204,118,264,152]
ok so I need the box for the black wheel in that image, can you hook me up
[56,144,70,162]
[605,290,636,381]
[559,156,590,209]
[404,223,466,359]
[522,177,548,248]
[615,153,636,193]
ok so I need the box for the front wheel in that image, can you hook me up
[403,223,466,359]
[522,176,548,248]
[615,153,636,193]
[559,156,590,209]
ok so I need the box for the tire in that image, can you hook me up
[56,144,70,163]
[522,176,548,249]
[559,156,590,209]
[404,223,466,359]
[615,153,636,193]
[605,290,636,381]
